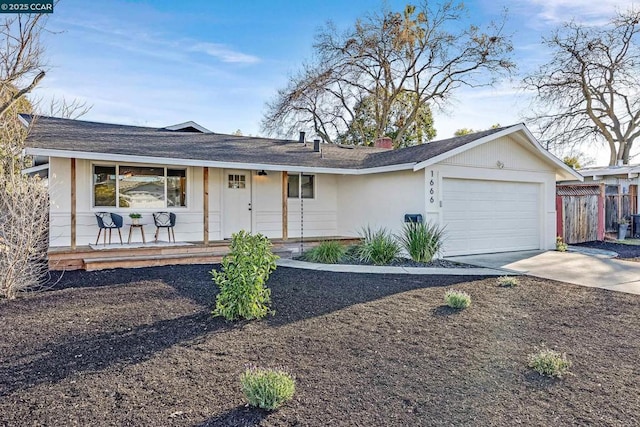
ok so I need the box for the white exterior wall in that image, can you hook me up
[425,135,557,253]
[287,173,338,238]
[207,168,223,241]
[252,172,283,238]
[336,170,425,237]
[48,159,218,247]
[49,157,72,247]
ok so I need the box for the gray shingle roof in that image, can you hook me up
[23,115,512,170]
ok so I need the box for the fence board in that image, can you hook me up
[562,195,599,243]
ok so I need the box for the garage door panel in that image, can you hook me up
[443,179,540,255]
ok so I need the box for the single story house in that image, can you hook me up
[22,115,581,257]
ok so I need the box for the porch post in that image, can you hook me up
[598,183,605,241]
[282,171,288,239]
[203,167,209,244]
[70,158,76,250]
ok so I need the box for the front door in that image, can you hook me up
[223,169,252,238]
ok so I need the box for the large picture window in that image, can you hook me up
[288,174,315,199]
[93,164,187,208]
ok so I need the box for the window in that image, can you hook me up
[119,166,165,208]
[93,164,187,208]
[167,169,187,206]
[93,165,117,207]
[288,174,315,199]
[228,174,246,189]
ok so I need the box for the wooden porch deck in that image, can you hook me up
[48,237,360,271]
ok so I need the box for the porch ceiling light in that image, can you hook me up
[257,170,268,176]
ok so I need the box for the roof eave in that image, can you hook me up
[23,147,416,175]
[412,124,584,182]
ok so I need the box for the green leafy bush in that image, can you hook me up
[304,241,346,264]
[444,289,471,309]
[497,276,519,287]
[398,221,445,262]
[211,231,278,321]
[528,347,572,378]
[355,226,401,265]
[240,366,296,410]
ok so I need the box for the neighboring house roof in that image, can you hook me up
[578,164,640,179]
[163,121,211,133]
[22,115,581,179]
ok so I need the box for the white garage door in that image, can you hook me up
[442,179,540,256]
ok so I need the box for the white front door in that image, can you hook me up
[223,169,252,238]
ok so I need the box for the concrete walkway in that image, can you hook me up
[276,258,506,276]
[447,250,640,295]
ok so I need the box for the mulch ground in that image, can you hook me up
[1,265,639,426]
[575,240,640,259]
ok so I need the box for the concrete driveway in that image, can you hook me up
[447,250,640,295]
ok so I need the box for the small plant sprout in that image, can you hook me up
[528,346,572,378]
[444,289,471,309]
[240,366,296,410]
[556,236,568,252]
[497,276,519,287]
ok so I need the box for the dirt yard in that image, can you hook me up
[1,265,639,426]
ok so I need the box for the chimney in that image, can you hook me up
[299,131,306,143]
[313,139,320,152]
[374,137,393,149]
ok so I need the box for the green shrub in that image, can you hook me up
[355,226,401,265]
[497,276,519,287]
[211,231,279,321]
[398,221,446,262]
[444,289,471,309]
[240,366,296,410]
[304,241,346,264]
[528,347,572,378]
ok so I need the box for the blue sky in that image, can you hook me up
[34,0,632,164]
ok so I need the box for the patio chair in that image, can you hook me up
[95,212,123,245]
[153,212,176,243]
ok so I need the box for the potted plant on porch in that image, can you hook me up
[617,217,630,240]
[129,213,142,225]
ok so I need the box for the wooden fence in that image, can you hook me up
[556,184,603,244]
[557,183,638,243]
[604,184,637,232]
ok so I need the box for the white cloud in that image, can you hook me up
[519,0,635,26]
[190,43,260,64]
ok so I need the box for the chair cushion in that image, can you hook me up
[97,212,115,227]
[154,212,172,227]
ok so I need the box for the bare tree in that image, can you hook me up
[46,97,92,119]
[262,2,514,146]
[0,173,49,299]
[524,9,640,166]
[0,14,46,117]
[0,13,50,300]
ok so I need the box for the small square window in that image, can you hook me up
[228,174,246,189]
[288,174,314,199]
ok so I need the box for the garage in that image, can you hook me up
[442,178,541,256]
